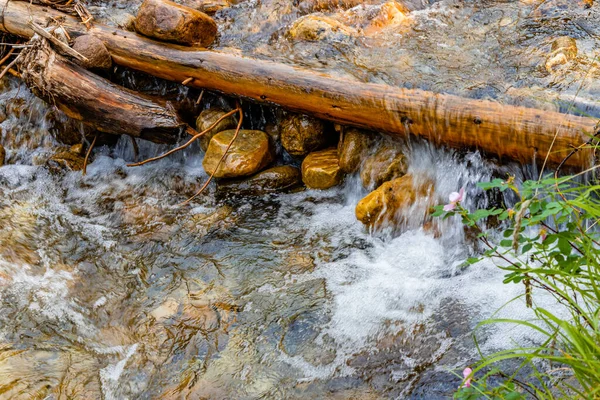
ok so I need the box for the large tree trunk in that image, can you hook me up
[0,0,597,167]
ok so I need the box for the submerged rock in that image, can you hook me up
[360,144,407,189]
[48,146,86,171]
[180,0,230,14]
[355,174,433,229]
[203,129,273,178]
[72,35,112,70]
[217,165,302,195]
[0,144,5,166]
[546,36,577,73]
[135,0,218,47]
[301,148,343,189]
[280,113,328,157]
[196,108,238,151]
[338,128,376,173]
[288,15,355,41]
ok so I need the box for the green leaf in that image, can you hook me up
[558,237,571,255]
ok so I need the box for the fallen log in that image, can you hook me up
[17,35,186,144]
[1,0,597,167]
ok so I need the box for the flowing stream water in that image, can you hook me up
[0,0,597,398]
[0,79,547,399]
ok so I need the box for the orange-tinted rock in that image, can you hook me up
[355,174,433,229]
[203,129,273,178]
[363,1,409,35]
[72,35,112,70]
[301,148,343,189]
[135,0,218,47]
[281,114,328,157]
[196,108,238,151]
[180,0,230,14]
[288,15,355,41]
[360,144,407,189]
[338,128,375,173]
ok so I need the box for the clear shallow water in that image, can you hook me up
[0,110,549,398]
[1,0,589,396]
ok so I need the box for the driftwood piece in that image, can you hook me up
[19,37,186,143]
[1,0,597,167]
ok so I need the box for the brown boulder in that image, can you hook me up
[203,129,273,178]
[281,114,328,157]
[0,144,5,166]
[196,108,238,151]
[135,0,218,47]
[338,128,375,173]
[355,174,434,229]
[360,144,407,189]
[72,35,112,70]
[301,148,343,189]
[218,165,302,195]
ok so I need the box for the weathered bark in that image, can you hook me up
[1,0,597,167]
[18,37,186,143]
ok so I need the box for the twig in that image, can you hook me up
[0,53,21,80]
[29,21,89,63]
[182,77,194,85]
[126,109,239,167]
[196,89,205,105]
[0,47,14,66]
[181,105,244,205]
[74,2,93,29]
[82,134,97,176]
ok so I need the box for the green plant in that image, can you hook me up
[435,173,600,399]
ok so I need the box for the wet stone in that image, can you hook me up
[301,148,344,189]
[360,144,407,190]
[338,127,375,173]
[72,35,112,70]
[355,174,434,230]
[195,108,238,151]
[203,129,273,178]
[288,15,355,41]
[280,113,328,157]
[47,147,86,171]
[217,165,302,195]
[546,36,577,73]
[135,0,218,47]
[179,0,231,14]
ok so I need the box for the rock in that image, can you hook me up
[195,108,238,151]
[110,11,137,31]
[217,165,302,195]
[288,15,355,42]
[135,0,218,47]
[301,148,343,189]
[179,0,230,14]
[360,144,407,189]
[338,128,375,173]
[363,1,409,36]
[546,36,577,73]
[203,130,273,178]
[47,146,86,171]
[72,35,112,70]
[355,174,433,229]
[280,114,328,157]
[0,144,4,166]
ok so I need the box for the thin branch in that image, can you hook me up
[82,134,97,176]
[181,105,244,205]
[29,21,89,63]
[0,53,21,80]
[126,109,239,167]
